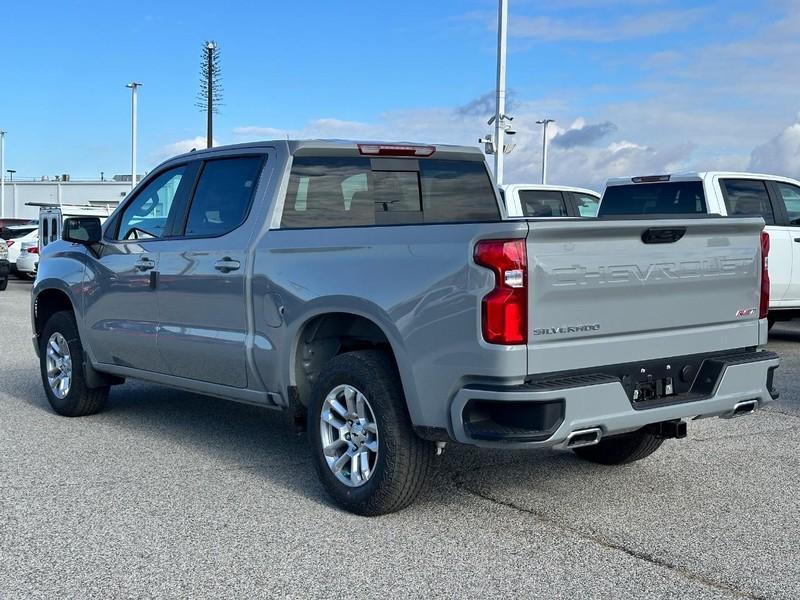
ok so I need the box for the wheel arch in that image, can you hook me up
[288,307,417,419]
[33,287,76,343]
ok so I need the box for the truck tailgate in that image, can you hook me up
[526,217,764,374]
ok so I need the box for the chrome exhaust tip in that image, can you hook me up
[726,399,758,418]
[566,427,602,448]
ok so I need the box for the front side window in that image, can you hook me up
[574,193,600,217]
[116,166,187,240]
[775,182,800,225]
[721,179,774,225]
[184,156,264,237]
[281,156,498,228]
[518,190,568,217]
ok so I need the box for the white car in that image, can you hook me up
[500,184,601,218]
[3,227,38,275]
[599,171,800,327]
[15,236,39,279]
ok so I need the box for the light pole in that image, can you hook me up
[536,118,555,184]
[126,82,143,190]
[493,0,508,185]
[0,130,5,218]
[6,169,15,182]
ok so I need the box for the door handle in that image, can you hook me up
[794,238,800,242]
[134,258,156,271]
[214,258,241,273]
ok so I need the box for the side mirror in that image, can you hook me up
[63,217,102,245]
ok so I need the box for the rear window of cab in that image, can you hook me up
[599,181,706,216]
[280,157,500,228]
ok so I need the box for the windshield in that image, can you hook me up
[599,181,706,216]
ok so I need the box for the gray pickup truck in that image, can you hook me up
[31,140,779,515]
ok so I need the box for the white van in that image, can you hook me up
[22,204,118,278]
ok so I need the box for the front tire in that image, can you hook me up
[308,350,434,516]
[573,428,663,465]
[39,311,109,417]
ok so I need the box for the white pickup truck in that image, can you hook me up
[500,184,600,218]
[600,172,800,327]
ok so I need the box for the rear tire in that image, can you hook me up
[39,311,109,417]
[573,428,663,465]
[308,350,434,516]
[0,277,7,291]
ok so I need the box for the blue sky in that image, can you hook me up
[1,0,799,189]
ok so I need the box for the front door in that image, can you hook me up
[770,181,800,303]
[156,154,266,388]
[83,164,192,373]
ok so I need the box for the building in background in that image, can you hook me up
[0,176,139,220]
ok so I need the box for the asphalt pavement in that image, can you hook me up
[1,277,798,599]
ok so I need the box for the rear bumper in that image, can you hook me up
[450,350,779,449]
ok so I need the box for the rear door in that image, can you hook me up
[718,178,790,302]
[155,153,267,388]
[525,217,763,374]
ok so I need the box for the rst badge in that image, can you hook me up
[736,308,757,317]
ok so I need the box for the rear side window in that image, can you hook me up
[599,182,706,216]
[184,157,263,237]
[721,179,774,225]
[517,190,568,217]
[280,157,499,229]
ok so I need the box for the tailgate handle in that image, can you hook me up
[641,227,686,244]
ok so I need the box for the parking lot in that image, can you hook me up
[0,277,797,599]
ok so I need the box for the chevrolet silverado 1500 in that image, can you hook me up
[32,141,778,515]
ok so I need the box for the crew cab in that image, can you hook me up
[32,141,778,515]
[599,172,800,327]
[500,184,600,218]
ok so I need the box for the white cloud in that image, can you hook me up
[151,136,212,163]
[749,117,800,177]
[510,9,706,42]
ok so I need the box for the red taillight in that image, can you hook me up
[760,231,770,319]
[357,143,435,157]
[27,246,39,254]
[474,239,527,345]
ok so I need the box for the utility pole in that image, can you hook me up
[197,41,222,149]
[126,82,143,190]
[0,130,5,218]
[206,42,214,148]
[536,118,555,184]
[494,0,508,185]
